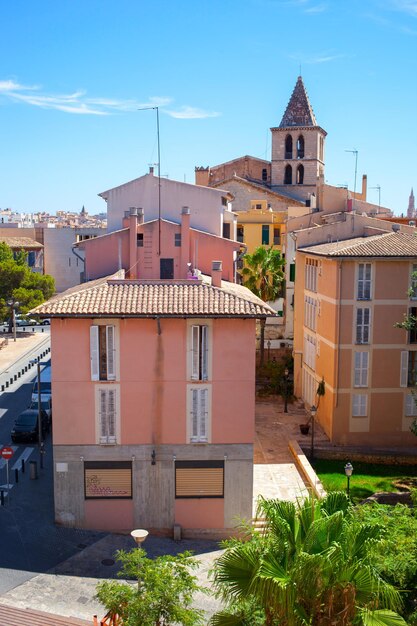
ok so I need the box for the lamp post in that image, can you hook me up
[344,462,353,498]
[283,368,289,413]
[29,358,48,469]
[310,404,317,461]
[7,300,19,342]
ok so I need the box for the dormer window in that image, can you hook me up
[285,135,293,159]
[297,135,305,159]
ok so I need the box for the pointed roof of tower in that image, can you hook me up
[279,76,318,128]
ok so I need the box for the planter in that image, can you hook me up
[299,423,310,435]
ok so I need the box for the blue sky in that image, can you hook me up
[0,0,416,215]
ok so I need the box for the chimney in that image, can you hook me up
[129,207,138,279]
[149,166,154,175]
[195,167,210,187]
[181,207,191,278]
[211,261,222,288]
[138,207,144,224]
[122,210,130,228]
[361,174,367,201]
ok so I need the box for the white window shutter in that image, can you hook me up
[361,352,369,387]
[400,351,409,387]
[99,389,108,443]
[90,325,99,381]
[107,389,117,443]
[191,389,198,441]
[354,352,361,387]
[106,325,116,381]
[201,326,209,381]
[405,394,417,416]
[191,326,200,380]
[199,388,208,441]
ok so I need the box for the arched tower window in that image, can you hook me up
[297,135,305,159]
[297,164,304,185]
[319,136,324,161]
[285,135,293,159]
[284,165,292,185]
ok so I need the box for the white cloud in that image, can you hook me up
[389,0,417,16]
[0,80,218,119]
[166,106,221,119]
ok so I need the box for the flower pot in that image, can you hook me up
[299,423,310,435]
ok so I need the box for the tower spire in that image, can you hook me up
[279,76,317,128]
[407,188,415,219]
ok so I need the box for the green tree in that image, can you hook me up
[96,548,205,626]
[210,493,407,626]
[0,243,55,329]
[240,246,285,366]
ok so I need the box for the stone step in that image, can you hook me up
[0,604,92,626]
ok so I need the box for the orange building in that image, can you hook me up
[294,230,417,447]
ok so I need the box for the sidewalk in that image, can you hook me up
[0,330,50,392]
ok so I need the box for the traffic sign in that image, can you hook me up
[0,447,14,460]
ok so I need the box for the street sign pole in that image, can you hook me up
[6,460,9,504]
[0,447,14,506]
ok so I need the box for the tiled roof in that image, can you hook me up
[298,231,417,257]
[32,273,276,318]
[279,76,317,128]
[0,237,43,249]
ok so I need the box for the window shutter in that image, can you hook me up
[361,352,369,387]
[400,351,409,387]
[354,352,361,386]
[106,325,116,381]
[191,326,200,380]
[201,326,209,381]
[352,394,367,417]
[107,389,116,443]
[191,389,198,441]
[199,388,208,441]
[99,389,108,443]
[90,326,99,381]
[352,394,360,416]
[405,393,417,416]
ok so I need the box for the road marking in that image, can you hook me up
[11,447,35,471]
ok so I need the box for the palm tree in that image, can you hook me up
[210,493,407,626]
[240,246,285,366]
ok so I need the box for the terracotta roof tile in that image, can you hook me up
[298,231,417,257]
[0,237,43,249]
[32,273,276,318]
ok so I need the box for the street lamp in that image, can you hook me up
[344,462,353,498]
[283,368,289,413]
[7,300,19,342]
[310,404,317,461]
[29,358,48,469]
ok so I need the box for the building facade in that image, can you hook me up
[293,230,417,447]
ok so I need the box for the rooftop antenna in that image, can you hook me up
[139,106,161,255]
[369,185,381,212]
[345,149,358,207]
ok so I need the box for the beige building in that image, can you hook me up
[294,229,417,447]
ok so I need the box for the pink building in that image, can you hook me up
[34,200,274,536]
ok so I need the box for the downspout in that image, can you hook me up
[334,259,343,409]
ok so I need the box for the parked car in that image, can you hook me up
[11,409,49,443]
[29,396,52,429]
[31,366,52,403]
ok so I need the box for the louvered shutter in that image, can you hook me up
[363,309,370,343]
[90,326,99,381]
[199,388,208,441]
[201,326,209,381]
[191,389,198,441]
[99,389,108,443]
[400,351,409,387]
[354,352,361,386]
[107,389,117,443]
[191,326,200,380]
[405,394,417,416]
[106,325,116,381]
[361,352,369,387]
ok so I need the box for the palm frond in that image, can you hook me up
[358,608,408,626]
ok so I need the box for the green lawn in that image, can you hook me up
[314,459,417,502]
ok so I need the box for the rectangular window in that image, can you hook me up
[261,225,270,245]
[84,461,131,499]
[352,394,367,417]
[356,308,370,344]
[191,325,209,381]
[189,388,209,442]
[90,325,116,381]
[175,461,224,498]
[137,233,144,247]
[357,263,372,300]
[405,393,417,417]
[273,227,281,246]
[354,351,369,387]
[98,387,117,444]
[410,264,417,299]
[409,307,417,343]
[237,226,244,243]
[304,296,317,331]
[408,351,417,387]
[305,258,318,292]
[290,263,296,283]
[255,203,262,210]
[174,233,181,247]
[304,333,316,370]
